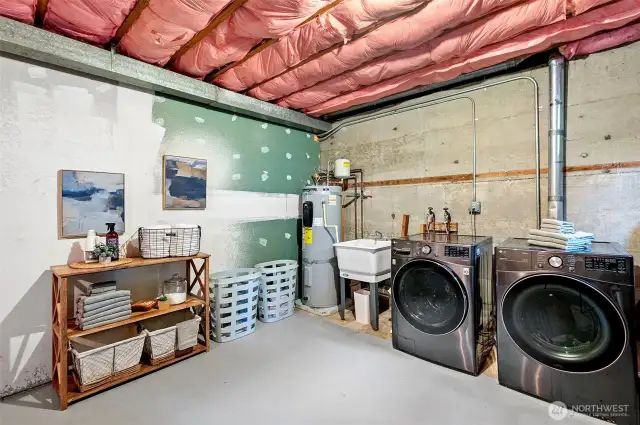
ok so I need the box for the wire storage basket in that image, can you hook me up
[70,343,114,386]
[113,332,147,373]
[138,225,201,259]
[254,260,298,323]
[70,329,146,387]
[143,325,177,362]
[210,268,261,343]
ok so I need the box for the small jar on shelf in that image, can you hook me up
[162,273,187,305]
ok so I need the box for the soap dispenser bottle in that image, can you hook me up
[105,223,119,261]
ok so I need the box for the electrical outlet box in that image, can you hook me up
[469,201,481,215]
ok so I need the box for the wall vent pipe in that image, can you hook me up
[548,54,567,221]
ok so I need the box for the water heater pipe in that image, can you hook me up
[351,168,365,239]
[548,54,567,221]
[318,76,541,228]
[322,200,340,244]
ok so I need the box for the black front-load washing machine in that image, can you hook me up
[391,234,494,375]
[496,238,638,425]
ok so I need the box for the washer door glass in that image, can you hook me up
[502,275,626,373]
[394,260,467,335]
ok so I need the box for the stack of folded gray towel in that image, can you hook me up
[75,280,132,330]
[528,219,595,252]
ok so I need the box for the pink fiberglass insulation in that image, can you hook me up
[560,21,640,58]
[279,0,569,109]
[173,0,331,78]
[119,0,232,66]
[44,0,137,45]
[306,0,640,116]
[247,0,525,102]
[567,0,612,14]
[214,0,428,92]
[0,0,36,24]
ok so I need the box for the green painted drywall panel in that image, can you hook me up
[228,219,300,268]
[153,97,319,194]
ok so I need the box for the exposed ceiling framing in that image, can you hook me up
[268,1,518,104]
[203,0,345,83]
[1,0,637,121]
[112,0,151,46]
[165,0,250,69]
[240,2,430,94]
[34,0,49,27]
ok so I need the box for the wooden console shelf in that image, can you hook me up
[51,253,210,410]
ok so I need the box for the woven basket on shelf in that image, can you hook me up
[70,331,146,386]
[143,325,177,360]
[176,315,202,351]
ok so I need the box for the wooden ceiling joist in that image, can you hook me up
[111,0,151,46]
[35,0,49,27]
[204,0,345,83]
[165,0,250,69]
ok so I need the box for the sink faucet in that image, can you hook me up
[427,207,436,235]
[443,207,451,234]
[373,230,384,241]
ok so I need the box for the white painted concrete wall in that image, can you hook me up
[0,56,305,396]
[322,43,640,259]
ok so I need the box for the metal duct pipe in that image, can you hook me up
[319,76,541,227]
[548,54,567,221]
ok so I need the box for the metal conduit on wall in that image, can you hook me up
[319,77,542,228]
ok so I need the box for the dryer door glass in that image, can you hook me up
[502,275,626,373]
[394,260,468,335]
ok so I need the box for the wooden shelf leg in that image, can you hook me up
[204,258,210,352]
[52,274,68,410]
[59,277,68,410]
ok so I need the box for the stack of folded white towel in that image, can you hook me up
[528,219,595,252]
[75,280,132,330]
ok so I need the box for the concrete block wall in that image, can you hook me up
[321,42,640,259]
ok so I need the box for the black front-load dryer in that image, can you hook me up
[391,234,493,375]
[496,238,638,425]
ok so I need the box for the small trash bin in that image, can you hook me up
[354,289,371,325]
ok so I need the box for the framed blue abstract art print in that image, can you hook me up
[163,155,207,210]
[58,170,125,238]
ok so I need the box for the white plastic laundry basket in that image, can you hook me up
[210,268,261,342]
[254,260,298,323]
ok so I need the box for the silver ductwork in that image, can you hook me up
[548,54,567,221]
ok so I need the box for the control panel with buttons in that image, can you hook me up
[585,257,627,273]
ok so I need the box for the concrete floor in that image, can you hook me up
[1,313,601,425]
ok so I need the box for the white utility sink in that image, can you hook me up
[333,239,391,281]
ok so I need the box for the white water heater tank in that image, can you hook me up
[334,157,351,178]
